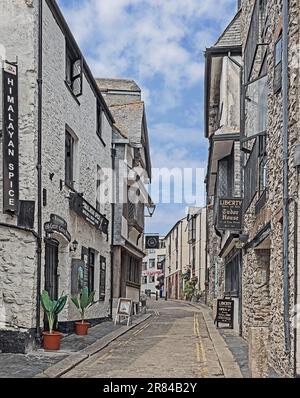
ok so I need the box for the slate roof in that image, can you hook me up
[214,9,242,47]
[109,102,144,140]
[96,78,141,92]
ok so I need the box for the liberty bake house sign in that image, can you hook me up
[2,61,19,214]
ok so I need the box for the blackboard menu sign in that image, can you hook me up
[216,299,234,328]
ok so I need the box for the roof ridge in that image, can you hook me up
[110,101,144,108]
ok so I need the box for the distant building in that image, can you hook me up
[164,218,189,300]
[97,78,154,312]
[187,207,207,296]
[141,237,166,296]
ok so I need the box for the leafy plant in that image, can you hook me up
[71,287,95,323]
[41,290,68,334]
[183,281,195,301]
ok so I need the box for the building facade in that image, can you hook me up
[97,78,153,312]
[0,0,115,352]
[165,218,189,300]
[205,0,300,377]
[141,237,166,296]
[187,207,207,296]
[204,8,242,332]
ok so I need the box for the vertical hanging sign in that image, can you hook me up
[2,61,19,214]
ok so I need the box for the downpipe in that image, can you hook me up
[35,0,43,343]
[282,0,290,355]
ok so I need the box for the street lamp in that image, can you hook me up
[145,204,156,217]
[70,240,78,252]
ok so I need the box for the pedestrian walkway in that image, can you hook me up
[0,311,148,379]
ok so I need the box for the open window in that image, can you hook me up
[274,34,282,93]
[66,42,83,98]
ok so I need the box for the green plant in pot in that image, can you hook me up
[41,290,68,351]
[71,287,95,336]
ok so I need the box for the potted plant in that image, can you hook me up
[71,287,95,335]
[41,290,68,351]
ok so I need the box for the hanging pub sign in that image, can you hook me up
[145,235,159,249]
[44,214,71,242]
[217,198,243,231]
[2,61,19,214]
[69,192,109,235]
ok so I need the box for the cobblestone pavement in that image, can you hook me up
[61,299,243,378]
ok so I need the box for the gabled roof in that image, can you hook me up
[109,102,144,139]
[214,9,242,47]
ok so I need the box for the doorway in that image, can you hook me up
[44,239,59,300]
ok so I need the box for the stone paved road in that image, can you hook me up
[61,300,243,378]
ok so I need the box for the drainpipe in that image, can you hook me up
[110,145,116,319]
[282,0,290,355]
[35,0,43,342]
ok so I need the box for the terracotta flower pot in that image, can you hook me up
[75,321,90,336]
[42,331,63,351]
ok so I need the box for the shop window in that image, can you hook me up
[65,130,74,188]
[99,256,106,301]
[225,254,240,296]
[127,257,140,284]
[65,42,83,98]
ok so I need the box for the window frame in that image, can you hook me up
[88,248,95,293]
[99,256,106,301]
[65,41,83,98]
[65,129,75,189]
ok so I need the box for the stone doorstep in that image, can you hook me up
[34,313,152,379]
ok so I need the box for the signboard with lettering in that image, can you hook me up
[44,214,71,242]
[217,198,243,231]
[2,61,19,213]
[69,193,109,235]
[215,299,234,328]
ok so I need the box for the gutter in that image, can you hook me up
[282,0,290,355]
[35,0,43,343]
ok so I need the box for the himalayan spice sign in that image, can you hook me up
[217,198,243,231]
[2,61,19,214]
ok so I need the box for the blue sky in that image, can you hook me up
[58,0,237,235]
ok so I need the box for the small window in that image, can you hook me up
[149,259,155,268]
[65,42,83,98]
[142,276,147,284]
[97,101,103,138]
[149,276,155,283]
[65,130,74,188]
[99,256,106,301]
[274,35,282,93]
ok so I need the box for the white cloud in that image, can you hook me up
[58,0,237,111]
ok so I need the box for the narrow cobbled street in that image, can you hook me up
[60,300,244,378]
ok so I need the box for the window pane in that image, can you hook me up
[244,75,268,139]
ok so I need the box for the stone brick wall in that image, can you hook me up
[0,0,113,339]
[241,0,300,377]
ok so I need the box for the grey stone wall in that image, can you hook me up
[241,0,300,377]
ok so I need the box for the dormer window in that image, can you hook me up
[65,41,83,98]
